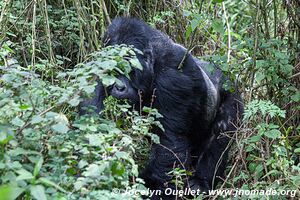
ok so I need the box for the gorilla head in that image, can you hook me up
[103,18,155,105]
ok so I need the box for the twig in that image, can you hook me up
[211,160,238,200]
[31,0,37,68]
[222,2,231,63]
[42,0,55,64]
[0,0,12,31]
[289,71,300,79]
[17,105,55,135]
[16,86,83,135]
[100,0,111,24]
[249,0,260,100]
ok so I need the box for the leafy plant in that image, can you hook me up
[0,44,161,199]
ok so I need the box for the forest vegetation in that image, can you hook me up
[0,0,299,199]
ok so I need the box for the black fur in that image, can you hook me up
[80,17,243,199]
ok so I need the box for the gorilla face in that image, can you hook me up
[110,75,139,103]
[109,48,154,105]
[102,17,156,105]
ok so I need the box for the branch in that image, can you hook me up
[222,2,231,63]
[100,0,111,24]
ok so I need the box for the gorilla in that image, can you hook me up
[80,17,243,199]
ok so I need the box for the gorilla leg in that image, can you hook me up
[141,131,191,199]
[192,91,243,191]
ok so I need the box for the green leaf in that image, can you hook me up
[86,134,103,146]
[256,60,266,68]
[30,185,47,200]
[248,162,257,173]
[211,19,224,34]
[11,117,25,127]
[0,127,14,145]
[83,164,104,177]
[130,59,142,70]
[51,123,69,134]
[78,160,88,169]
[255,164,264,178]
[262,170,279,179]
[151,134,160,144]
[0,184,24,200]
[248,135,261,143]
[38,177,67,193]
[185,25,192,39]
[31,115,44,124]
[68,96,80,107]
[100,60,117,70]
[115,151,128,159]
[264,129,281,139]
[294,148,300,153]
[111,162,125,176]
[213,0,225,3]
[16,169,34,181]
[255,71,265,83]
[74,180,85,191]
[183,10,192,17]
[82,85,95,94]
[291,91,300,102]
[191,19,200,31]
[34,157,44,177]
[19,104,30,110]
[101,75,116,86]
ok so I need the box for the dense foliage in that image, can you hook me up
[0,0,299,199]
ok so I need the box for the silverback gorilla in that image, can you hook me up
[80,17,243,199]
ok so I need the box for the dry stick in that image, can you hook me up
[286,0,300,28]
[74,0,86,62]
[211,161,238,200]
[211,113,246,189]
[100,0,111,24]
[212,124,249,198]
[273,0,277,38]
[211,129,235,189]
[91,2,99,49]
[16,86,84,136]
[138,89,143,116]
[235,125,248,171]
[0,0,11,31]
[289,71,300,79]
[43,0,55,64]
[177,45,200,70]
[31,0,37,68]
[149,88,157,110]
[19,37,29,67]
[222,2,231,63]
[17,105,55,135]
[262,0,270,39]
[62,0,68,15]
[233,113,249,172]
[260,142,272,182]
[125,0,132,17]
[249,0,260,101]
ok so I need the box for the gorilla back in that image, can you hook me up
[80,17,243,198]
